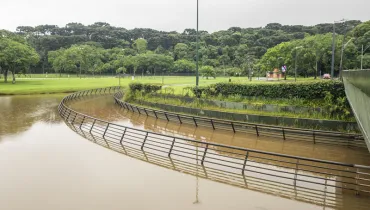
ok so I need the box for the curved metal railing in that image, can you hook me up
[58,87,370,197]
[66,121,370,209]
[113,91,365,148]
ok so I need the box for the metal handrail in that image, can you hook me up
[112,91,365,147]
[68,125,370,209]
[58,87,370,196]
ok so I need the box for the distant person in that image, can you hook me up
[281,65,286,76]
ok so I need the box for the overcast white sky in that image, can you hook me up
[1,0,369,32]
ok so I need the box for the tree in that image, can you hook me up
[200,65,216,79]
[173,59,196,73]
[0,37,39,83]
[225,67,242,77]
[132,38,147,54]
[48,48,76,76]
[174,43,188,60]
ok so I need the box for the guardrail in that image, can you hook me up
[113,91,365,148]
[59,87,370,197]
[66,121,370,209]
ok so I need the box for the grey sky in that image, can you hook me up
[1,0,369,32]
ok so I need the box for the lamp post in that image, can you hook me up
[294,46,303,82]
[361,44,370,70]
[331,19,346,79]
[195,0,199,87]
[339,37,353,80]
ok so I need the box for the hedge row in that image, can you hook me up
[129,83,162,93]
[192,81,346,100]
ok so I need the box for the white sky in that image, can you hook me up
[1,0,369,32]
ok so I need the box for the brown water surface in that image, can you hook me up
[1,94,369,210]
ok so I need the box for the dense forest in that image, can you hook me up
[1,20,369,82]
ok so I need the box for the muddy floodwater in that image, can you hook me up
[1,94,370,210]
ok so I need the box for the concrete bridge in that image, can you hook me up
[343,70,370,152]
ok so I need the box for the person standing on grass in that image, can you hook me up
[281,65,287,80]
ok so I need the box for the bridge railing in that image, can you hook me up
[59,87,370,196]
[113,91,365,148]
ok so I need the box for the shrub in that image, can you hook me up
[129,83,162,94]
[129,83,143,92]
[191,86,207,98]
[143,84,162,93]
[163,87,175,95]
[198,81,346,101]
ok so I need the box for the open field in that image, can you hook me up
[0,76,321,95]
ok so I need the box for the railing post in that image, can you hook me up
[66,109,72,120]
[144,108,149,116]
[80,116,85,129]
[282,128,286,140]
[153,111,158,119]
[242,151,249,175]
[313,131,316,144]
[356,168,360,195]
[130,104,135,112]
[210,119,215,130]
[120,128,127,144]
[231,122,236,133]
[137,107,141,114]
[168,138,176,157]
[193,117,198,127]
[103,123,110,138]
[71,113,78,124]
[201,144,208,165]
[177,115,182,124]
[141,133,148,150]
[164,112,169,121]
[293,159,300,186]
[255,125,259,137]
[90,119,96,133]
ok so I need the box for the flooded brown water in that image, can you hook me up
[70,95,370,166]
[1,94,370,210]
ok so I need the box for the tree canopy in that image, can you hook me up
[1,20,369,81]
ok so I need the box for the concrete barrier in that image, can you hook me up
[343,70,370,151]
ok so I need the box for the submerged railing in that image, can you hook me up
[113,91,365,148]
[58,87,370,198]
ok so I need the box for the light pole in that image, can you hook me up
[294,46,303,82]
[361,44,370,70]
[195,0,199,87]
[331,19,346,79]
[339,20,350,80]
[339,37,353,80]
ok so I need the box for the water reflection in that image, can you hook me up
[0,94,64,139]
[65,120,370,210]
[70,95,370,165]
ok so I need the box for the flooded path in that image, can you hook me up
[1,94,369,210]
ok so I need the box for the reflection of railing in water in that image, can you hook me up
[112,91,366,148]
[59,88,370,199]
[65,119,370,209]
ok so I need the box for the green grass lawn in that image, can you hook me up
[0,76,320,95]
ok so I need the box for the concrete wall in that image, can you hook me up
[343,70,370,151]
